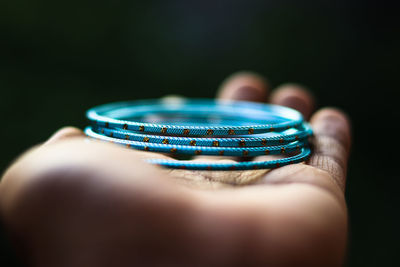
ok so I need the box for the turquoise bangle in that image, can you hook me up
[85,98,313,170]
[90,123,312,147]
[87,99,304,135]
[147,148,312,171]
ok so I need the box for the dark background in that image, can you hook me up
[1,0,399,266]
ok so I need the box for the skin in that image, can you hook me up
[0,72,351,267]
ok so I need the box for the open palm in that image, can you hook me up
[0,72,351,267]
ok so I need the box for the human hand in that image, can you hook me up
[0,72,351,267]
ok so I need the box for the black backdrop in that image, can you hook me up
[1,0,399,266]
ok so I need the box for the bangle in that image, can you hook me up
[86,98,304,135]
[85,98,312,170]
[90,123,312,147]
[147,148,311,171]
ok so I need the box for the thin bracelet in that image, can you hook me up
[85,127,308,157]
[85,98,312,170]
[90,123,312,147]
[87,99,305,136]
[147,148,312,171]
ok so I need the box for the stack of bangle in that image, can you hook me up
[85,98,312,170]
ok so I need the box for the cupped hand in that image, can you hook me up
[0,72,351,267]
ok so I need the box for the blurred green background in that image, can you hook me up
[1,0,399,266]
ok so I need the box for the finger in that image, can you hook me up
[308,108,351,191]
[217,71,269,102]
[270,84,315,119]
[194,72,269,162]
[44,127,85,145]
[252,84,314,163]
[213,72,269,163]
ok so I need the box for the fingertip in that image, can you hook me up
[310,108,352,152]
[270,84,315,119]
[217,71,269,102]
[311,108,351,124]
[45,127,84,145]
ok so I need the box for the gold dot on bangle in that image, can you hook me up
[248,128,254,134]
[212,141,219,147]
[170,148,177,153]
[261,139,267,146]
[195,150,202,155]
[183,129,190,135]
[162,139,169,144]
[123,124,128,130]
[207,129,214,135]
[143,137,150,142]
[139,126,145,132]
[265,149,270,155]
[281,147,286,154]
[242,150,249,156]
[239,140,246,147]
[161,127,167,134]
[144,146,149,151]
[219,150,225,156]
[190,140,196,146]
[228,129,235,135]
